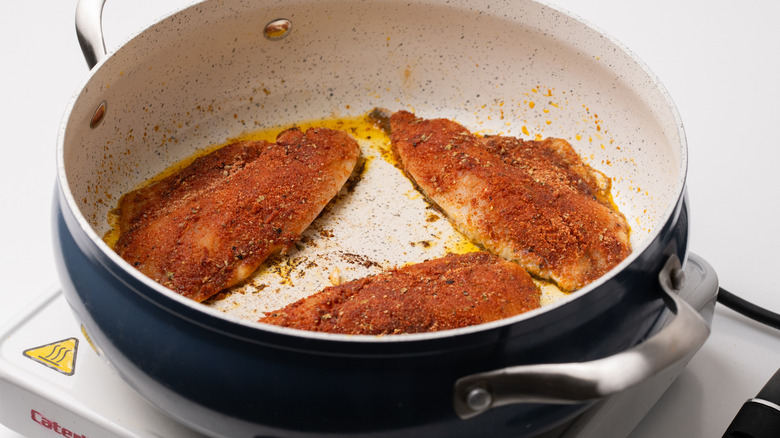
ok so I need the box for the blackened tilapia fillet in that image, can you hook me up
[115,127,360,302]
[389,110,631,291]
[260,251,540,334]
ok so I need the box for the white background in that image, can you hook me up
[1,0,779,437]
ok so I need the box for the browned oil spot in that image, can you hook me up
[337,251,382,269]
[345,157,367,193]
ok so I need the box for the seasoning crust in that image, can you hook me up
[389,110,631,291]
[260,251,541,334]
[114,127,360,302]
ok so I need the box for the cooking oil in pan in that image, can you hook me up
[208,115,502,320]
[104,113,570,321]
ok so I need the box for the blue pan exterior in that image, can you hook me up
[53,181,688,438]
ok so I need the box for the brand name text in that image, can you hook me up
[31,410,88,438]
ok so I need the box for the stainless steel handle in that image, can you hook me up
[453,254,711,419]
[75,0,108,69]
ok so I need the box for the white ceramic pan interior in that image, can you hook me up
[60,0,686,323]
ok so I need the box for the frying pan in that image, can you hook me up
[54,0,713,436]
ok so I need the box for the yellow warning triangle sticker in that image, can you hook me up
[23,337,79,376]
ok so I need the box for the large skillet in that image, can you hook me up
[55,0,711,436]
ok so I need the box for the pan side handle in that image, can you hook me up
[452,254,714,419]
[75,0,107,69]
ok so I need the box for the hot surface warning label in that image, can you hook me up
[23,338,78,376]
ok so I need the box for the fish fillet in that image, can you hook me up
[116,140,266,234]
[260,251,540,334]
[389,110,631,291]
[114,127,360,302]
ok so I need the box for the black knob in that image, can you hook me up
[723,368,780,437]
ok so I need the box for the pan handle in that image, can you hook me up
[75,0,107,69]
[452,254,712,419]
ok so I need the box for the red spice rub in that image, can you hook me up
[260,252,541,335]
[390,110,631,291]
[114,127,360,302]
[117,140,266,234]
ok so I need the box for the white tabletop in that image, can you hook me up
[1,1,779,437]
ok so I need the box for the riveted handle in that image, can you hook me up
[75,0,107,69]
[453,254,712,419]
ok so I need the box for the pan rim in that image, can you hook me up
[55,0,688,345]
